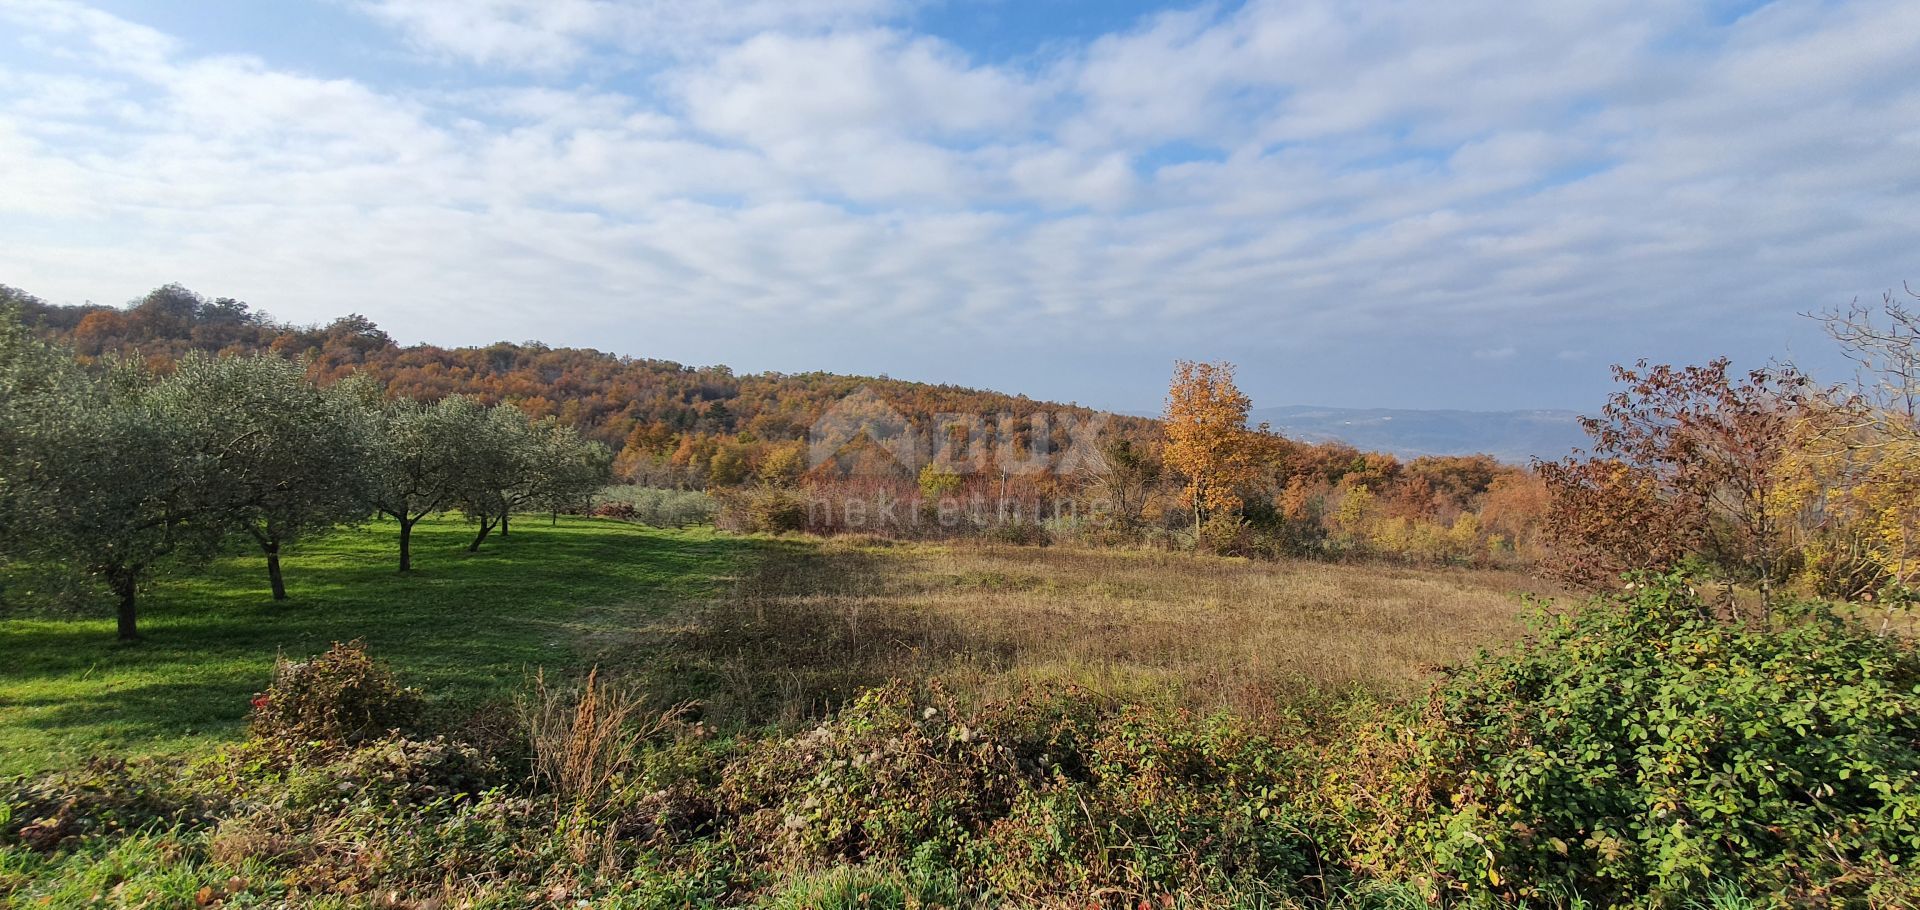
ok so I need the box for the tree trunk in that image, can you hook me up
[111,571,139,641]
[468,515,497,552]
[265,541,288,601]
[500,511,510,537]
[398,516,415,573]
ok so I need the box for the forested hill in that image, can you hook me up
[5,284,1152,481]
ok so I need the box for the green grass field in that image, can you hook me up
[0,515,751,775]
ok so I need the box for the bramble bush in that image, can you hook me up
[247,640,423,752]
[1350,575,1920,907]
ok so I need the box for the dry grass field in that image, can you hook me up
[610,536,1562,729]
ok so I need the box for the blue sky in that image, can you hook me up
[2,0,1916,414]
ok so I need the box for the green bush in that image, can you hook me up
[718,684,1052,869]
[717,684,1333,905]
[983,521,1050,546]
[1365,576,1920,906]
[1197,513,1253,555]
[976,707,1327,903]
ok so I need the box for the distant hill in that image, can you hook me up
[1249,405,1589,464]
[2,283,1161,486]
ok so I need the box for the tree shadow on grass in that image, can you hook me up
[629,538,1023,731]
[0,517,758,770]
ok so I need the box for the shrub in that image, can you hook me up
[718,684,1043,869]
[592,500,638,521]
[1197,513,1253,555]
[319,735,502,806]
[983,521,1049,546]
[716,487,809,534]
[593,485,719,528]
[717,684,1335,904]
[977,708,1329,903]
[1361,576,1920,906]
[248,640,423,751]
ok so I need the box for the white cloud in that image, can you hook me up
[1,0,1917,409]
[355,0,902,70]
[677,30,1036,143]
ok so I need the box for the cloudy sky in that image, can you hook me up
[2,0,1916,413]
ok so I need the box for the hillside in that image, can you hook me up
[4,283,1157,485]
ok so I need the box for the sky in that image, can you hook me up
[1,0,1916,414]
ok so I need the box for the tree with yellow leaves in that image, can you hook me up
[1162,360,1261,544]
[1779,288,1920,623]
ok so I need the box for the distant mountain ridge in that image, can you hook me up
[1249,404,1589,465]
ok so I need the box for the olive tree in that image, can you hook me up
[147,354,374,600]
[1,342,225,638]
[451,404,535,552]
[453,408,611,550]
[0,306,76,559]
[527,424,613,523]
[368,395,486,572]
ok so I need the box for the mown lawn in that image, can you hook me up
[0,515,752,775]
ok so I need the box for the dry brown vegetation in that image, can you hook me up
[603,537,1559,729]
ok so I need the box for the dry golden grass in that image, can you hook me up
[615,537,1560,728]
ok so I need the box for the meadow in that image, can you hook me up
[0,516,1532,774]
[636,537,1550,729]
[6,516,1916,908]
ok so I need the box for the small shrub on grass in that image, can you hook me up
[719,684,1045,869]
[716,487,810,534]
[983,521,1050,546]
[594,485,719,528]
[1356,575,1920,907]
[248,640,422,752]
[1197,513,1254,556]
[719,683,1337,905]
[313,735,502,806]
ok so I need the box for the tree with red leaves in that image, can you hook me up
[1540,358,1807,616]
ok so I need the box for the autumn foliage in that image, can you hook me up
[11,283,1565,568]
[1162,360,1260,534]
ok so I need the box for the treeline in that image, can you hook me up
[915,360,1549,565]
[0,306,609,640]
[1148,289,1919,609]
[771,434,1549,567]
